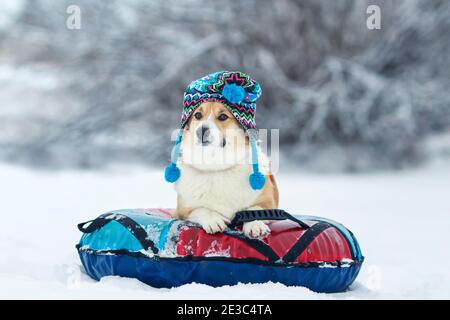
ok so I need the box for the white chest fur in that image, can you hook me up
[175,163,261,219]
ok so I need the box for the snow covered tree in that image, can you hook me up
[0,0,448,170]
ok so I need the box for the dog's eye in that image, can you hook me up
[194,112,202,120]
[218,114,228,121]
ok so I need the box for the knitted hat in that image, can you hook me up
[165,71,266,190]
[182,71,261,130]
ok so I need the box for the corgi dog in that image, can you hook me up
[171,101,278,238]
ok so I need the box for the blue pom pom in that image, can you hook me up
[249,172,266,190]
[222,83,245,104]
[165,164,180,183]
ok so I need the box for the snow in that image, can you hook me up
[0,162,449,299]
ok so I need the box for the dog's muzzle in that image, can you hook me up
[195,124,226,147]
[196,125,211,145]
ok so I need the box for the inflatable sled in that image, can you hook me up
[77,208,363,293]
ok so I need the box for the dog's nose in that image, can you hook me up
[196,125,211,145]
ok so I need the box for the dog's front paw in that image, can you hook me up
[243,221,270,239]
[199,213,230,234]
[189,208,230,234]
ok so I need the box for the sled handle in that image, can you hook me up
[78,217,110,234]
[229,209,310,229]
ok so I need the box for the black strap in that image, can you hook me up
[223,231,280,262]
[282,222,331,263]
[77,213,112,233]
[229,209,310,230]
[77,214,159,254]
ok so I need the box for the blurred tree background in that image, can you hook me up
[0,0,449,171]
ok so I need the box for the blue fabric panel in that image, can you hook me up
[107,209,175,251]
[79,220,144,252]
[78,251,361,293]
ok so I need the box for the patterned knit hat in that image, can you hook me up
[165,71,266,190]
[182,71,262,130]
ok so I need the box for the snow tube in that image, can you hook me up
[77,208,363,293]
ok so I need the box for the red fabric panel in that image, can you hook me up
[177,226,269,261]
[294,227,352,263]
[175,218,352,263]
[261,220,307,258]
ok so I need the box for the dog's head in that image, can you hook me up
[181,101,248,171]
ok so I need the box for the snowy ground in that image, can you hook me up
[0,162,449,299]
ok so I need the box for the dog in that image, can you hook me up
[171,100,278,238]
[165,71,278,238]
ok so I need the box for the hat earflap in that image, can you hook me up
[249,137,266,190]
[164,130,183,183]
